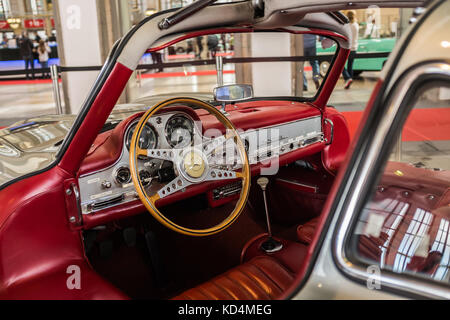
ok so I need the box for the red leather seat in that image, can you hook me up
[172,256,295,300]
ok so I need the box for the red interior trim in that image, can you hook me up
[313,48,350,109]
[58,63,133,176]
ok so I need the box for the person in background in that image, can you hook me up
[0,36,7,48]
[342,10,359,89]
[150,51,164,73]
[220,34,227,52]
[37,40,51,79]
[303,34,320,91]
[229,34,234,51]
[207,34,219,58]
[364,16,380,39]
[19,32,35,80]
[195,36,203,59]
[32,39,40,62]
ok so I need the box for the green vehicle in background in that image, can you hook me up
[317,37,396,77]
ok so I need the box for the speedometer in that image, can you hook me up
[165,115,194,148]
[126,123,157,151]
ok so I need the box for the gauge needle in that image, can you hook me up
[172,128,190,146]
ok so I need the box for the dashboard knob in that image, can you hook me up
[101,180,112,189]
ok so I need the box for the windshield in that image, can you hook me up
[0,30,339,189]
[128,31,338,103]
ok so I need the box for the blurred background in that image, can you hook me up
[0,1,423,128]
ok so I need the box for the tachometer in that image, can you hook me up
[165,115,194,148]
[126,123,157,151]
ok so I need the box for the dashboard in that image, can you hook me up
[78,101,325,221]
[79,111,202,214]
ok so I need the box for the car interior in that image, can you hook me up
[76,30,350,300]
[0,0,448,300]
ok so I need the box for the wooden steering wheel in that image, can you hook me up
[129,98,251,237]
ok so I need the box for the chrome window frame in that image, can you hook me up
[332,62,450,300]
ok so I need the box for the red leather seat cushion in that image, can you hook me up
[297,217,320,244]
[172,256,294,300]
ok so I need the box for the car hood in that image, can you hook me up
[0,93,213,187]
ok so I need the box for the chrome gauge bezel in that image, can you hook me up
[113,166,132,185]
[125,122,158,151]
[164,114,196,149]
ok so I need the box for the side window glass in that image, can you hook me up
[348,84,450,285]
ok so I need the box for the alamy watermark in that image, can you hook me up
[66,265,81,290]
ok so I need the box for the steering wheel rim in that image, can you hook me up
[129,98,251,237]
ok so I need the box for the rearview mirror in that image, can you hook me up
[214,84,253,103]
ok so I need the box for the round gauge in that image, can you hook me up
[126,123,157,151]
[165,115,195,148]
[115,166,131,185]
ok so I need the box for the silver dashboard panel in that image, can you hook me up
[78,114,323,215]
[241,116,322,165]
[78,111,200,215]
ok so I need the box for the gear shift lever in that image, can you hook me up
[257,177,283,253]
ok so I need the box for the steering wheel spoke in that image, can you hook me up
[155,175,192,199]
[205,168,243,182]
[202,132,234,157]
[143,148,180,162]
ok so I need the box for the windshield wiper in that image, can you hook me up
[158,0,219,30]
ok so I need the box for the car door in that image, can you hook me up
[290,0,449,300]
[293,65,450,300]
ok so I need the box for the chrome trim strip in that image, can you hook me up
[324,118,334,145]
[243,115,321,134]
[276,178,318,193]
[333,62,450,299]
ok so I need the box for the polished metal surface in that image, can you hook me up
[257,177,269,191]
[241,116,323,165]
[214,84,254,103]
[257,176,284,253]
[213,181,242,200]
[50,65,63,115]
[258,177,273,237]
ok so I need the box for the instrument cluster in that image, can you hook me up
[125,113,196,152]
[78,111,200,214]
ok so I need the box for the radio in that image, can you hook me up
[212,182,242,200]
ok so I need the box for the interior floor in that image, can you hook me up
[85,199,268,299]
